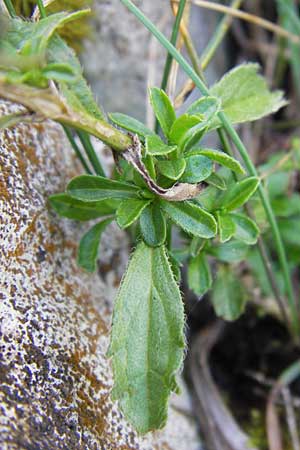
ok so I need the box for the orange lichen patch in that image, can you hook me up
[0,179,10,201]
[21,143,40,166]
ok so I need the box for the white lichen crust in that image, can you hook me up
[0,100,200,450]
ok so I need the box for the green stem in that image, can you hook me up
[120,0,299,334]
[3,0,17,17]
[36,0,47,18]
[77,130,106,177]
[200,0,243,70]
[160,0,187,93]
[62,125,91,174]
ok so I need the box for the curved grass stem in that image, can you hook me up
[120,0,299,335]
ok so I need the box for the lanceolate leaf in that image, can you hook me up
[117,198,150,229]
[149,87,176,137]
[188,252,212,297]
[145,134,177,156]
[108,242,185,434]
[212,265,246,320]
[180,153,213,183]
[217,212,236,243]
[139,202,167,247]
[160,200,217,238]
[67,175,141,202]
[169,114,202,146]
[205,172,227,190]
[77,218,113,272]
[198,149,245,175]
[222,177,259,212]
[231,213,260,245]
[211,63,287,125]
[109,112,154,138]
[49,193,116,220]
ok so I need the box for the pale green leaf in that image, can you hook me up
[117,198,150,229]
[209,240,249,263]
[212,265,246,320]
[160,200,217,238]
[211,63,287,125]
[77,218,113,272]
[188,252,212,297]
[108,242,185,434]
[169,114,202,146]
[187,95,221,119]
[149,87,176,137]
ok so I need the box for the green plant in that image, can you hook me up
[1,0,298,435]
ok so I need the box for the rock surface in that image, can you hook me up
[0,99,200,450]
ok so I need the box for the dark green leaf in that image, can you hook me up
[231,213,259,245]
[149,87,176,137]
[190,236,205,257]
[67,175,140,202]
[217,212,236,243]
[117,198,150,229]
[212,265,246,320]
[211,63,287,125]
[222,177,259,211]
[109,112,154,138]
[168,251,182,282]
[188,252,212,297]
[108,242,185,434]
[180,152,213,183]
[145,134,177,156]
[160,200,217,238]
[77,218,113,272]
[139,202,167,247]
[198,148,245,175]
[209,240,249,263]
[49,193,115,221]
[157,158,186,180]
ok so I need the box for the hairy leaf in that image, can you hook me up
[49,193,116,221]
[198,149,245,175]
[169,114,202,146]
[209,240,249,263]
[180,152,213,183]
[108,242,185,434]
[149,87,176,137]
[217,212,236,243]
[212,265,246,320]
[139,202,167,247]
[77,218,113,272]
[222,177,259,212]
[109,112,154,138]
[231,213,259,245]
[211,63,287,125]
[145,134,176,156]
[160,200,217,238]
[187,95,221,119]
[67,175,141,202]
[117,198,150,229]
[205,172,227,190]
[188,252,212,297]
[157,158,186,180]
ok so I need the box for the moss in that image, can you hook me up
[12,0,93,53]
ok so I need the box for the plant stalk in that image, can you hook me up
[3,0,17,17]
[120,0,299,335]
[77,130,106,177]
